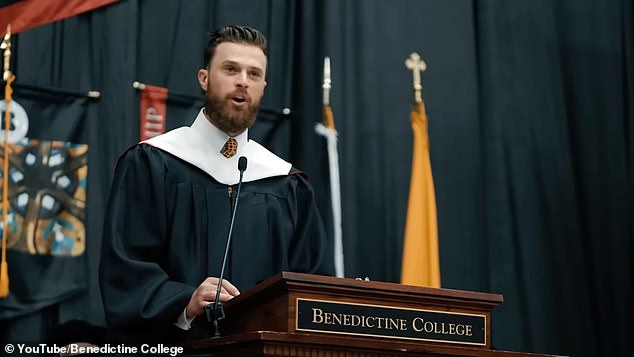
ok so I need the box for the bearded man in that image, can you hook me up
[99,25,334,344]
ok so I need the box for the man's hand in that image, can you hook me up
[186,277,240,318]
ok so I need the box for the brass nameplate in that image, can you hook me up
[296,298,486,346]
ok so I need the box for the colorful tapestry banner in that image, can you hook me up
[0,84,89,318]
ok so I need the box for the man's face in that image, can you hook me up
[198,42,267,136]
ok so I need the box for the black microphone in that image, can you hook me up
[205,156,248,337]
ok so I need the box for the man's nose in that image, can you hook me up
[235,70,249,88]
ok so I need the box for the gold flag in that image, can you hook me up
[401,100,440,287]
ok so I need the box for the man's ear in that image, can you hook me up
[197,69,208,91]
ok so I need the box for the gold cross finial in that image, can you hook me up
[405,52,427,103]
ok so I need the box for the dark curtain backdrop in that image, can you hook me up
[0,1,631,356]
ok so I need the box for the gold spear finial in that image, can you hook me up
[1,25,12,81]
[405,52,427,103]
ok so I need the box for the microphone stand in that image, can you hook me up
[205,156,247,337]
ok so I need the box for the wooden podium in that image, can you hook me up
[180,272,562,356]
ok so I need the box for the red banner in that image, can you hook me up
[0,0,119,35]
[139,85,168,141]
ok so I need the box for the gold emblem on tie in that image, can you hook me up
[221,137,238,158]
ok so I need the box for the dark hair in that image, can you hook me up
[203,25,267,68]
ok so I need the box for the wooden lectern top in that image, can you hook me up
[227,272,504,310]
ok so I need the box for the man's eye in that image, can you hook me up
[224,66,237,73]
[249,71,262,79]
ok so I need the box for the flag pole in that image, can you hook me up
[0,24,14,297]
[314,57,344,278]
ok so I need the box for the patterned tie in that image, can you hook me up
[221,137,238,158]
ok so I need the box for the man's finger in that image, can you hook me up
[203,292,236,304]
[208,286,230,298]
[220,280,240,296]
[206,277,240,296]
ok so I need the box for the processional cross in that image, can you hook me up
[405,52,427,103]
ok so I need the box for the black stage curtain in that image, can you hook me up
[0,1,631,356]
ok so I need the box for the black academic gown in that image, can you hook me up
[99,144,334,343]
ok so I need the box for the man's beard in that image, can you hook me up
[204,89,259,135]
